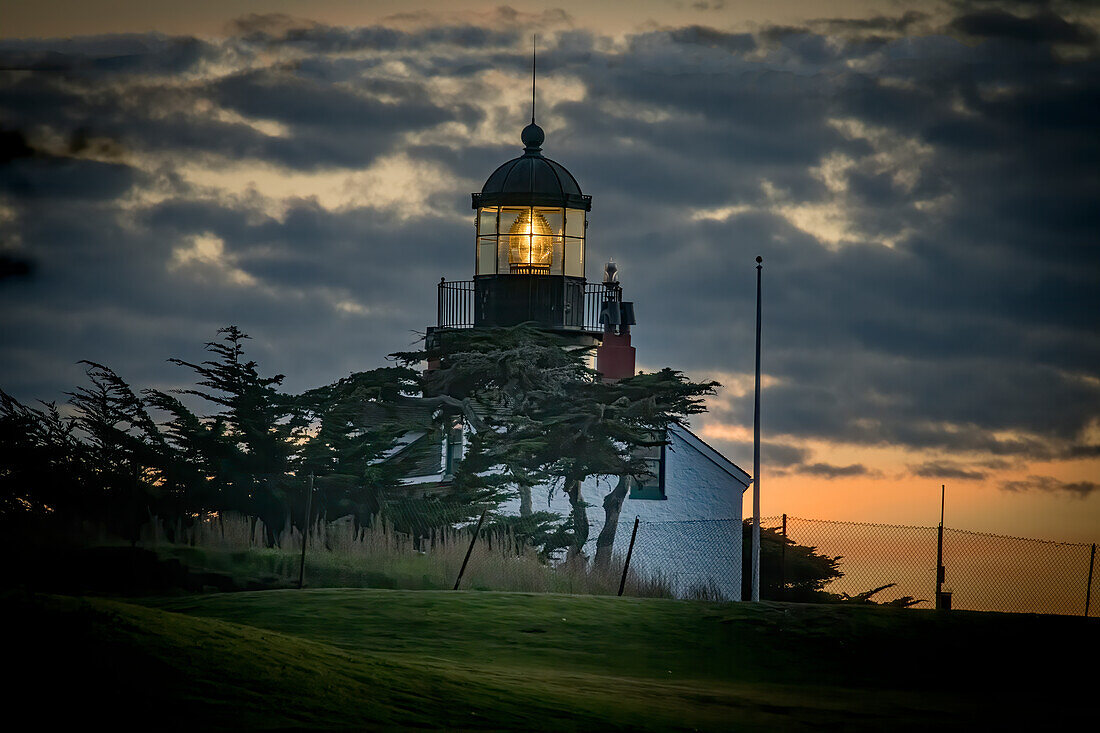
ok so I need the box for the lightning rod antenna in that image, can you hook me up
[531,34,537,124]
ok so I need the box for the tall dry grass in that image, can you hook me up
[139,512,675,597]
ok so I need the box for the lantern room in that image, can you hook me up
[468,121,593,329]
[474,122,589,277]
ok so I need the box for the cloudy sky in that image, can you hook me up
[2,1,1098,541]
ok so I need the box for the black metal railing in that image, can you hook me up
[438,278,475,328]
[582,282,605,332]
[437,278,608,332]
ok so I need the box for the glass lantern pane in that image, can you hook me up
[499,208,524,274]
[565,209,585,238]
[499,207,524,238]
[537,207,563,237]
[497,235,510,274]
[478,237,497,275]
[564,237,584,277]
[478,207,498,235]
[551,236,564,274]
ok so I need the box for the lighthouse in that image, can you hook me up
[408,110,749,598]
[429,118,636,381]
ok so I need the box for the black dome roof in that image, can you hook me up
[472,122,591,211]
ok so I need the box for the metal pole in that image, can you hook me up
[298,472,314,590]
[751,256,763,602]
[453,509,487,591]
[618,516,640,597]
[935,484,945,610]
[1085,543,1096,617]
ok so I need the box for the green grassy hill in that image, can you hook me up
[9,589,1094,731]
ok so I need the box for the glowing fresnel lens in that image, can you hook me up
[508,209,553,274]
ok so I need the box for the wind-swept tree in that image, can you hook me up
[143,326,299,543]
[395,325,718,561]
[2,327,492,545]
[145,330,440,539]
[2,361,177,541]
[66,361,173,541]
[0,391,88,523]
[292,366,424,526]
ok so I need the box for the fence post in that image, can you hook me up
[618,516,640,597]
[1086,543,1096,618]
[780,513,787,600]
[453,509,487,591]
[935,485,948,611]
[298,472,314,590]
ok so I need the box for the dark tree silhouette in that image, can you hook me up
[143,327,297,543]
[1,327,434,546]
[67,361,169,542]
[742,520,842,602]
[0,390,87,523]
[293,366,426,528]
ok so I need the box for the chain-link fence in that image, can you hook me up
[757,516,1096,616]
[587,518,743,600]
[483,514,1096,615]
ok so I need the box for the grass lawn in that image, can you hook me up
[9,588,1094,731]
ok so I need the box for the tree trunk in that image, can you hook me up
[594,475,631,570]
[518,485,532,517]
[565,479,589,561]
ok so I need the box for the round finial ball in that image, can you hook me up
[756,256,763,263]
[521,121,545,148]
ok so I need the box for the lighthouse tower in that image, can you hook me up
[429,118,635,381]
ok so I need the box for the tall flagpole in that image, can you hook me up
[752,255,763,602]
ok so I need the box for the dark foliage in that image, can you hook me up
[0,327,435,545]
[742,520,843,602]
[741,521,919,605]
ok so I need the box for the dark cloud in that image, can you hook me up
[796,463,874,479]
[1001,475,1100,497]
[909,461,987,480]
[705,439,809,469]
[949,9,1098,45]
[1063,445,1100,458]
[0,129,36,162]
[225,13,318,37]
[0,254,34,281]
[814,11,930,34]
[0,156,141,201]
[667,26,756,52]
[243,22,521,55]
[0,34,220,76]
[0,8,1097,481]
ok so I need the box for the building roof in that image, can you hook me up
[395,432,446,479]
[669,424,753,490]
[472,122,591,211]
[357,397,451,485]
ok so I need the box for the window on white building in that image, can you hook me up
[630,442,666,500]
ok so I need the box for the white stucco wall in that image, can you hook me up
[500,427,749,600]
